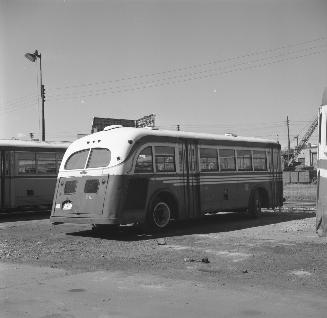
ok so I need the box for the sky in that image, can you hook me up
[1,0,327,149]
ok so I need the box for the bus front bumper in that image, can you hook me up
[50,216,120,225]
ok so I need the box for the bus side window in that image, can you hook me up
[200,148,218,171]
[219,149,236,171]
[154,146,176,172]
[5,152,11,175]
[236,149,253,171]
[273,149,279,171]
[253,150,267,171]
[16,151,36,175]
[135,146,153,173]
[36,153,57,174]
[266,150,272,171]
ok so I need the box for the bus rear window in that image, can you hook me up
[65,149,89,170]
[87,148,111,168]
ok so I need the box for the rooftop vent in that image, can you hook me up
[225,133,238,137]
[103,125,123,131]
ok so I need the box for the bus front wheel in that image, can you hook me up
[248,190,262,218]
[145,199,171,231]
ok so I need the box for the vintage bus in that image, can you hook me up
[316,87,327,236]
[0,140,69,212]
[50,125,283,230]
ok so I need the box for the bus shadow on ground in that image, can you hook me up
[67,210,316,241]
[0,210,50,223]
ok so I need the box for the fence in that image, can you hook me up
[283,170,317,184]
[282,183,316,211]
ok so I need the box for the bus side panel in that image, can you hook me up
[221,182,249,211]
[0,151,4,209]
[199,172,276,212]
[129,176,182,221]
[1,151,13,210]
[122,174,198,222]
[13,177,56,208]
[200,181,223,212]
[119,175,150,224]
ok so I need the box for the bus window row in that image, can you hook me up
[200,148,268,172]
[135,145,279,173]
[135,146,176,173]
[10,151,64,176]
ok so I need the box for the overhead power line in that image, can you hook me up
[2,36,326,113]
[46,41,327,102]
[48,36,327,93]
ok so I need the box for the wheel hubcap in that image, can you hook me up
[153,202,170,228]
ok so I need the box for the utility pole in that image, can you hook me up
[287,116,290,162]
[177,124,180,131]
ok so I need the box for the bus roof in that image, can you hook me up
[61,127,279,169]
[71,126,279,155]
[0,139,70,151]
[90,127,278,145]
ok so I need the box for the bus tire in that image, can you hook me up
[248,190,262,218]
[145,198,171,231]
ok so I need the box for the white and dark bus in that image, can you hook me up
[316,87,327,236]
[50,125,283,230]
[0,140,69,212]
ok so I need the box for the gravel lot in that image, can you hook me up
[1,208,326,295]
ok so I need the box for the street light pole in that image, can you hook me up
[25,50,45,141]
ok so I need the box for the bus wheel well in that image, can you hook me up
[151,191,179,220]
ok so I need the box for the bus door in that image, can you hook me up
[179,140,200,218]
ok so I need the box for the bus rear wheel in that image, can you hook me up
[248,190,262,218]
[146,199,171,231]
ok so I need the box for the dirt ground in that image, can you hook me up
[1,207,326,296]
[1,183,327,317]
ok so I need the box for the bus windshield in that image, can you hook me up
[64,148,111,170]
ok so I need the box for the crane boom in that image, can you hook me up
[287,117,318,166]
